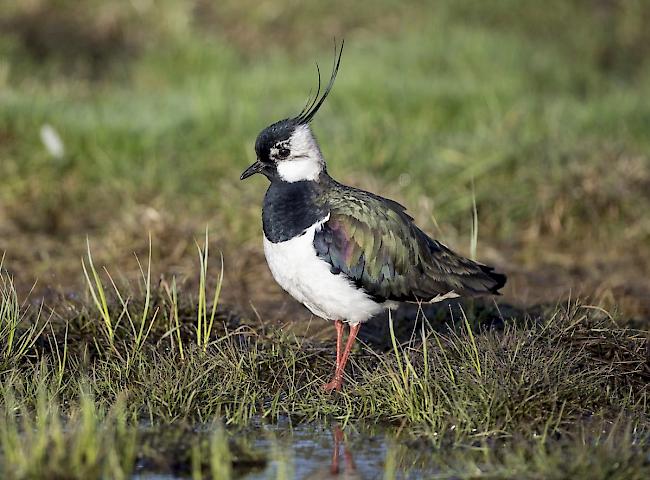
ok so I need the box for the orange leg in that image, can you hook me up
[322,322,361,392]
[333,320,344,368]
[322,320,344,392]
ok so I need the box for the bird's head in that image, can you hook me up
[241,41,344,184]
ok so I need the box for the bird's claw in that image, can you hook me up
[322,379,343,393]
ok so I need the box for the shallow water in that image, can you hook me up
[244,422,394,479]
[133,419,430,479]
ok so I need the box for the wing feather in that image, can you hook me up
[314,183,506,302]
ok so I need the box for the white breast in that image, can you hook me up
[262,216,386,325]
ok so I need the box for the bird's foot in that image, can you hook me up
[321,378,343,393]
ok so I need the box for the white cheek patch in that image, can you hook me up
[275,125,324,182]
[289,125,316,154]
[277,158,322,182]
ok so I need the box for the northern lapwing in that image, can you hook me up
[241,42,506,392]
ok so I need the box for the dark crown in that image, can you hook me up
[254,40,344,163]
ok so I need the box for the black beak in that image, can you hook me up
[240,160,263,180]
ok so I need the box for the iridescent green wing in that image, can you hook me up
[313,185,505,302]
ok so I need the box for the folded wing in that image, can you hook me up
[313,186,506,303]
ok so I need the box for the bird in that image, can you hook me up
[240,42,506,392]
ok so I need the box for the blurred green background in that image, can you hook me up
[1,0,649,318]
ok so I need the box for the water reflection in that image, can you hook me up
[244,421,393,479]
[133,420,428,479]
[303,425,360,479]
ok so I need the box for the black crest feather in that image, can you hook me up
[295,40,344,125]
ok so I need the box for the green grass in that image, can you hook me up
[0,392,137,480]
[1,0,649,477]
[2,1,650,250]
[0,254,648,476]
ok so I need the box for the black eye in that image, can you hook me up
[278,147,290,159]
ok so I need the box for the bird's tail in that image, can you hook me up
[422,236,507,298]
[474,263,507,295]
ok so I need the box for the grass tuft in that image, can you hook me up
[0,256,47,370]
[196,227,225,353]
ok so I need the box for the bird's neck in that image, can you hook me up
[262,177,330,243]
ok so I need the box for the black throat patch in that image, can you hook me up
[262,180,328,243]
